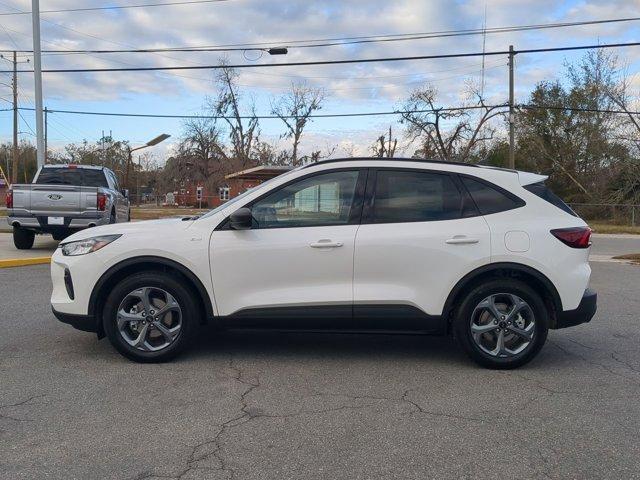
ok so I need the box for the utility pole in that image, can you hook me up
[44,107,48,162]
[32,0,45,168]
[12,51,18,184]
[508,44,515,169]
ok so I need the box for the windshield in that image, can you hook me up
[198,170,297,220]
[36,167,108,188]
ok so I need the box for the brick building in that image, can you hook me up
[170,165,291,208]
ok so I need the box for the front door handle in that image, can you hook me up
[445,236,479,245]
[310,239,344,248]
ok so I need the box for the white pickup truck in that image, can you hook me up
[6,164,130,249]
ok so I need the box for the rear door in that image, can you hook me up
[353,168,491,329]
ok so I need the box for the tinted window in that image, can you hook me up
[461,176,524,215]
[524,182,576,216]
[36,168,108,188]
[83,169,109,188]
[251,170,360,228]
[372,170,463,223]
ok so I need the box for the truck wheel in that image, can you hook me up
[452,279,549,370]
[52,230,70,241]
[13,227,35,250]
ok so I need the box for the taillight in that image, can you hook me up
[5,189,12,209]
[97,193,107,211]
[551,227,591,248]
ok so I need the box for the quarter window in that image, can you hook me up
[371,170,463,223]
[460,176,524,215]
[251,170,360,228]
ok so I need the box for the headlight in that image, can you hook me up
[61,235,121,256]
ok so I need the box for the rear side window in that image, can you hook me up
[523,182,577,216]
[371,170,463,223]
[35,168,108,188]
[460,176,524,215]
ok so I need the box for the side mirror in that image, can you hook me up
[229,207,253,230]
[121,189,129,199]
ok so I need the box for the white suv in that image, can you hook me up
[50,158,596,369]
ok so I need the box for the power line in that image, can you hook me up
[0,0,233,16]
[4,41,640,74]
[3,16,640,55]
[517,104,640,115]
[17,104,507,120]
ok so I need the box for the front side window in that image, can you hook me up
[251,170,360,228]
[460,176,524,215]
[371,170,463,223]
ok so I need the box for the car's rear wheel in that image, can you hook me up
[453,279,549,369]
[13,227,35,249]
[103,272,198,362]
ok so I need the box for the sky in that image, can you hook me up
[0,0,639,164]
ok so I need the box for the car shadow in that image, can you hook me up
[184,327,470,367]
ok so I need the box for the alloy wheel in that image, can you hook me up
[116,287,182,352]
[470,293,535,359]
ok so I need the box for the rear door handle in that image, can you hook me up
[445,236,479,245]
[310,239,344,248]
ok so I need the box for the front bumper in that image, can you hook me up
[554,288,597,329]
[52,306,98,333]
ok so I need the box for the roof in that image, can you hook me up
[303,157,522,175]
[42,164,104,170]
[225,165,292,181]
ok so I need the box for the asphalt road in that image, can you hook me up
[1,262,640,480]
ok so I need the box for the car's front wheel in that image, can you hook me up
[453,279,549,369]
[103,272,198,362]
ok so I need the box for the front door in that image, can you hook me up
[210,169,366,323]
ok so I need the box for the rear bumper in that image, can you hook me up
[52,306,98,333]
[8,213,109,231]
[554,288,597,329]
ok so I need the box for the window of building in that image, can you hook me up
[219,186,230,201]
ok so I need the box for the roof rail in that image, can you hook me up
[302,157,479,169]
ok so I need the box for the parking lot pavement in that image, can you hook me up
[1,262,639,479]
[0,234,58,261]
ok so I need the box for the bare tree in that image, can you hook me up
[400,85,504,162]
[372,126,398,158]
[271,82,324,166]
[210,61,260,169]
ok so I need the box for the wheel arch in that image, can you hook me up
[89,256,214,338]
[442,262,562,331]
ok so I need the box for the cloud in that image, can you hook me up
[1,0,639,153]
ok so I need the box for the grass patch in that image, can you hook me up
[590,223,640,235]
[130,207,207,221]
[612,254,640,264]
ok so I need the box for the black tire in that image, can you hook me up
[452,278,549,369]
[13,227,35,250]
[52,230,70,242]
[103,271,199,363]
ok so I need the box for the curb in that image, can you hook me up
[0,257,51,268]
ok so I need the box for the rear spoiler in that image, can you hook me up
[517,171,548,186]
[476,164,548,186]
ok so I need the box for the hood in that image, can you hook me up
[61,217,192,243]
